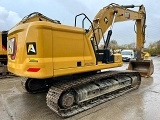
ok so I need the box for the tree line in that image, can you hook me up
[147,40,160,56]
[100,40,160,56]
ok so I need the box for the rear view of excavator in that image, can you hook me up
[0,31,8,76]
[7,3,153,117]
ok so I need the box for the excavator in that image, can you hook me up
[0,31,8,76]
[7,3,154,117]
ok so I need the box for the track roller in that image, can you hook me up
[59,91,75,109]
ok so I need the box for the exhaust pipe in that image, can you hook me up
[127,59,154,77]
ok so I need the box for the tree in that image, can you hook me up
[119,42,135,50]
[147,40,160,55]
[109,40,118,47]
[108,40,119,53]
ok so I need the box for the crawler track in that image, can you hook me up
[46,70,141,117]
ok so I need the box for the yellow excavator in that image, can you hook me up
[0,31,8,76]
[7,3,154,117]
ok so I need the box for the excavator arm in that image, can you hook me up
[86,3,153,77]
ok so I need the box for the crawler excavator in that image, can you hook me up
[0,31,8,76]
[7,3,154,117]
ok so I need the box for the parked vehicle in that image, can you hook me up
[121,49,135,62]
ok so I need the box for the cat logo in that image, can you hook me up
[26,42,37,55]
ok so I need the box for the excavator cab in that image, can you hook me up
[128,59,154,77]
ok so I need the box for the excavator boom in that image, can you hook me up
[87,3,145,44]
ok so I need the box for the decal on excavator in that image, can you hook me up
[26,42,36,55]
[125,12,130,19]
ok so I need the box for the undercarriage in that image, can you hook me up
[22,70,141,117]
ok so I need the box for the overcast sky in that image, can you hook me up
[0,0,159,47]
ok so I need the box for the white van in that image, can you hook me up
[121,49,135,62]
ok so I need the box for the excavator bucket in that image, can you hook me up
[127,59,154,77]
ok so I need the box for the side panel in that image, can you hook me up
[8,23,53,78]
[25,25,53,78]
[51,26,97,76]
[52,30,84,70]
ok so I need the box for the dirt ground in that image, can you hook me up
[0,57,160,120]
